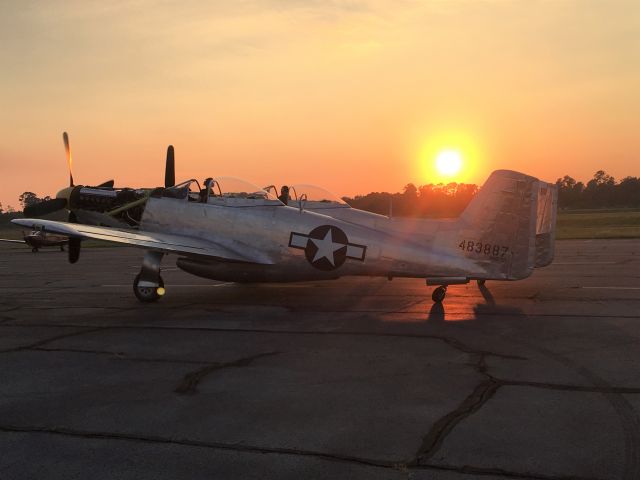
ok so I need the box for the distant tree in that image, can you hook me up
[18,192,40,209]
[556,175,584,208]
[615,176,640,207]
[0,202,3,214]
[6,205,15,213]
[584,170,616,207]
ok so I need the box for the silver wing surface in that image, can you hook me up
[12,219,271,264]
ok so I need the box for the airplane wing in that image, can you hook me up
[12,219,273,264]
[0,238,25,244]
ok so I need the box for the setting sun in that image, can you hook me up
[435,150,463,176]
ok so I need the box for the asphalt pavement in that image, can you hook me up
[0,239,639,479]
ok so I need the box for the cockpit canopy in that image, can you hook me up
[288,184,350,209]
[161,177,281,205]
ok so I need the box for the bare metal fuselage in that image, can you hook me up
[139,185,526,283]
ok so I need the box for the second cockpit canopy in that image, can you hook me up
[287,184,350,209]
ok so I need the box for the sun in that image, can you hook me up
[435,149,463,176]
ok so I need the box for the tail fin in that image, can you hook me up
[459,170,539,280]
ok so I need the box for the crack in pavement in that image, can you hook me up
[413,348,640,467]
[30,347,213,365]
[416,462,607,480]
[0,327,108,353]
[414,375,500,463]
[174,351,281,395]
[0,323,525,362]
[0,425,606,480]
[499,380,640,394]
[0,424,393,470]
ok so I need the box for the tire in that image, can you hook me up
[32,247,38,253]
[477,279,486,286]
[432,286,447,303]
[133,273,165,302]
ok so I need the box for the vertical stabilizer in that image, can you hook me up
[459,170,539,280]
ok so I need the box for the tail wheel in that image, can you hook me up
[133,273,165,303]
[432,285,447,303]
[477,279,486,286]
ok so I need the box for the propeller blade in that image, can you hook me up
[96,180,115,188]
[165,145,175,188]
[63,132,74,187]
[23,198,68,217]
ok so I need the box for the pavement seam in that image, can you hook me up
[0,424,396,470]
[0,425,604,480]
[29,347,213,365]
[415,462,607,480]
[0,326,108,353]
[0,323,526,361]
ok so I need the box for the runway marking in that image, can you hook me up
[555,261,619,265]
[581,286,640,290]
[102,283,232,288]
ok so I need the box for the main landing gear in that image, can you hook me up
[133,251,165,302]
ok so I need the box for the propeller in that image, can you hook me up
[165,145,175,188]
[23,132,117,218]
[63,131,74,187]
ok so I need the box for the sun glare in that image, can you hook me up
[435,150,463,176]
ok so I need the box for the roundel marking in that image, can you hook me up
[304,225,349,271]
[288,225,367,271]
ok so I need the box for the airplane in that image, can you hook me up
[0,230,68,252]
[13,132,558,303]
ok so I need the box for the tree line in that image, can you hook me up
[344,170,640,216]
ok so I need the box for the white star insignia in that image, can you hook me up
[310,228,344,266]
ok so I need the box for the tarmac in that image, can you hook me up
[0,238,639,480]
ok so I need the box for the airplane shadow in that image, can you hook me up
[426,283,523,324]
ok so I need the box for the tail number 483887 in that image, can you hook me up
[459,240,509,258]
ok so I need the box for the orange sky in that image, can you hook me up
[1,1,639,209]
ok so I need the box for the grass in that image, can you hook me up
[556,210,640,239]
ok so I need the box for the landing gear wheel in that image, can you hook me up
[32,247,38,253]
[432,285,447,303]
[60,245,65,252]
[477,279,486,286]
[133,273,165,303]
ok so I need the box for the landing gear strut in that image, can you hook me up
[432,285,447,303]
[133,251,165,302]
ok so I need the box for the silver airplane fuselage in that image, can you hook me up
[139,172,537,284]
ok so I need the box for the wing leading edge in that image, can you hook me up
[11,219,272,264]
